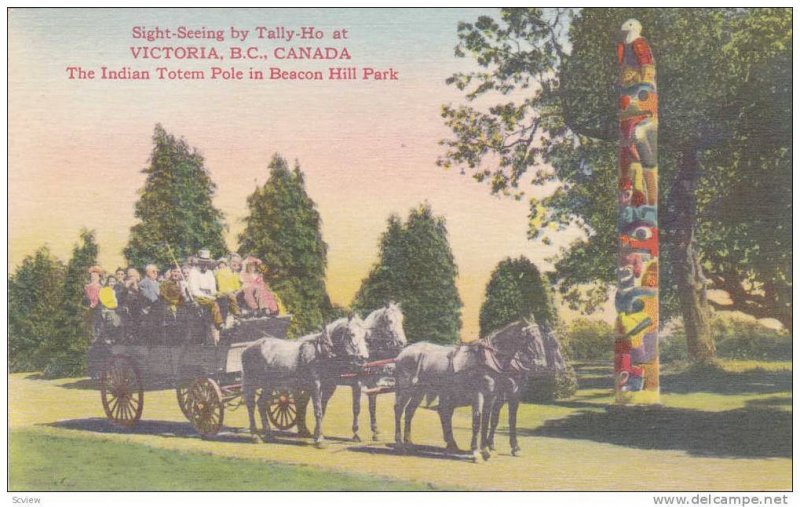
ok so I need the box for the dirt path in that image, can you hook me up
[9,373,791,490]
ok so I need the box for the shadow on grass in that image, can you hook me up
[348,443,475,463]
[522,405,791,458]
[47,418,357,447]
[572,363,792,396]
[661,366,791,395]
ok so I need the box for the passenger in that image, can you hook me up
[120,267,147,332]
[241,256,279,316]
[179,263,193,302]
[98,277,121,330]
[160,266,186,315]
[84,266,103,309]
[188,249,224,342]
[113,267,126,302]
[215,256,242,323]
[139,264,161,304]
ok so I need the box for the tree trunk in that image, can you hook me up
[665,149,716,361]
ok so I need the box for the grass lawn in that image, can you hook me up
[9,429,435,491]
[8,358,792,491]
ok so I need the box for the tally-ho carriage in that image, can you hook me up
[87,310,300,436]
[87,303,406,440]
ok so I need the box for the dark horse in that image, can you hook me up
[241,316,369,447]
[318,303,407,442]
[391,322,536,463]
[484,319,567,456]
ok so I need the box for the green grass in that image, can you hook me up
[9,430,436,491]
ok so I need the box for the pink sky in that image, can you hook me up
[9,8,588,338]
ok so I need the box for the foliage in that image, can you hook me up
[238,154,332,337]
[479,256,556,337]
[51,229,99,376]
[524,366,578,402]
[8,247,67,373]
[565,318,614,361]
[439,8,792,335]
[664,315,791,363]
[353,203,462,344]
[124,124,227,269]
[9,232,101,377]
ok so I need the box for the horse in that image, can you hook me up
[392,340,495,463]
[318,302,407,442]
[393,326,540,463]
[241,315,369,447]
[484,319,567,456]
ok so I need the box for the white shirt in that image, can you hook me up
[188,267,217,298]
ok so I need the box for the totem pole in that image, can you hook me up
[615,19,659,404]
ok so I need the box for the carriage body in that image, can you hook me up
[90,310,292,435]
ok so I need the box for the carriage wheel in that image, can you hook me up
[99,355,144,428]
[176,380,192,420]
[267,389,298,430]
[188,378,224,437]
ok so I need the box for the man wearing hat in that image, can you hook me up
[188,249,224,342]
[215,254,242,323]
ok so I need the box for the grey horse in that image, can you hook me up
[394,326,541,462]
[241,316,369,447]
[483,320,565,456]
[319,303,407,442]
[392,340,496,463]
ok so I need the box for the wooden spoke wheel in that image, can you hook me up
[176,380,193,420]
[267,389,298,430]
[188,378,224,437]
[99,355,144,428]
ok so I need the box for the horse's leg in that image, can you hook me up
[256,385,272,442]
[480,383,496,461]
[243,381,259,443]
[403,390,425,446]
[368,393,379,441]
[321,382,336,415]
[351,382,362,442]
[470,390,484,463]
[310,378,325,447]
[295,391,312,438]
[438,395,458,452]
[487,392,504,452]
[509,388,522,456]
[394,388,411,449]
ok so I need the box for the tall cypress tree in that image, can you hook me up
[353,203,462,344]
[124,124,227,269]
[238,154,331,337]
[479,256,556,337]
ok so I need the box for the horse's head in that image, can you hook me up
[365,302,407,357]
[327,315,369,365]
[486,320,546,373]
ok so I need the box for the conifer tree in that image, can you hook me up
[479,256,555,337]
[353,203,462,344]
[8,247,67,373]
[124,124,227,269]
[238,155,331,337]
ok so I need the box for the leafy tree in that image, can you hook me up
[238,155,332,337]
[51,229,99,376]
[353,203,462,344]
[439,8,792,360]
[124,124,227,269]
[8,247,67,373]
[479,256,555,337]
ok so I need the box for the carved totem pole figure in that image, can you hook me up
[615,19,659,404]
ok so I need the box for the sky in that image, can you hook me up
[8,8,588,338]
